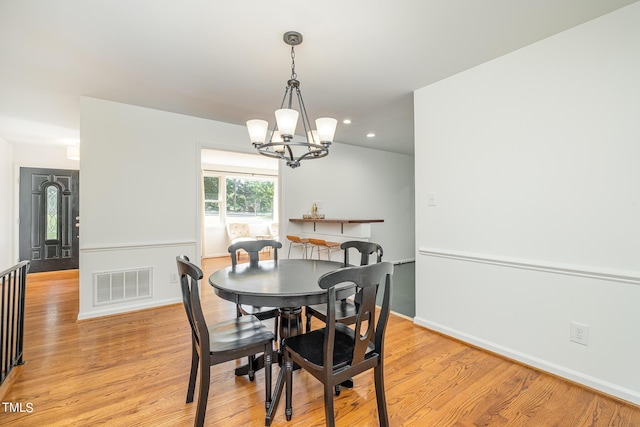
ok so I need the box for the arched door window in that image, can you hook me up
[45,184,60,241]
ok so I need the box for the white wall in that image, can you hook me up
[283,142,415,263]
[79,97,414,319]
[0,137,13,270]
[12,144,79,170]
[414,3,640,405]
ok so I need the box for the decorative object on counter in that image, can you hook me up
[246,31,337,169]
[308,202,325,219]
[303,203,325,219]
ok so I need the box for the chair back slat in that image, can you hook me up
[228,239,282,268]
[340,240,383,266]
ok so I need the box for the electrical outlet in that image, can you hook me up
[570,321,589,346]
[169,272,179,284]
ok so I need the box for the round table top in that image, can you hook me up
[208,259,347,308]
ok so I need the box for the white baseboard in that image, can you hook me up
[414,316,640,406]
[77,297,182,321]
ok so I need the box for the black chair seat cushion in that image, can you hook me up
[209,315,274,354]
[283,323,375,368]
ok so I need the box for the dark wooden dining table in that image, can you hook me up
[208,258,350,425]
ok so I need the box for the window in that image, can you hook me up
[203,171,277,227]
[46,185,59,240]
[203,175,221,220]
[226,177,274,220]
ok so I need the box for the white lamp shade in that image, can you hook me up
[246,119,269,144]
[66,145,80,160]
[315,118,337,143]
[307,130,320,144]
[275,109,299,137]
[271,131,285,153]
[307,130,321,151]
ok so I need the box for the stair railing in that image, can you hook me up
[1,261,29,390]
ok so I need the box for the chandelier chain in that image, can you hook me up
[290,46,297,80]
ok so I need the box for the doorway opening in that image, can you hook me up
[200,149,279,259]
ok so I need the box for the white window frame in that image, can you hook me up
[203,170,278,227]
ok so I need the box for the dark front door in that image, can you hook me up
[19,168,79,273]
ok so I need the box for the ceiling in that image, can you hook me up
[1,1,637,156]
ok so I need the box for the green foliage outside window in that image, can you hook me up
[226,178,274,217]
[204,176,220,215]
[203,175,275,220]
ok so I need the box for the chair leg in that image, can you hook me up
[285,358,294,421]
[264,344,272,409]
[323,381,336,427]
[248,354,256,381]
[186,342,199,403]
[305,309,312,332]
[195,359,210,427]
[273,315,279,345]
[374,364,389,427]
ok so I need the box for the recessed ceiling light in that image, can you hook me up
[366,133,375,138]
[343,119,351,124]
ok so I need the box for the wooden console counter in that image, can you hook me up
[289,218,383,234]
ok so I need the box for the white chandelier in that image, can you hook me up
[246,31,337,169]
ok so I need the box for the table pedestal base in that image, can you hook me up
[278,307,303,342]
[266,306,305,425]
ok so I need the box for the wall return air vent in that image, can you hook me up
[94,267,152,305]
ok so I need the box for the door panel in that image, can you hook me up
[19,168,79,273]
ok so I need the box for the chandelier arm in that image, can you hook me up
[295,146,329,162]
[279,84,291,110]
[286,83,294,110]
[285,144,295,162]
[255,141,328,168]
[296,87,313,144]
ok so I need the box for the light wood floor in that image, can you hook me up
[2,256,639,426]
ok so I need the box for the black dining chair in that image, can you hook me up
[229,240,282,342]
[282,261,393,427]
[176,255,274,427]
[305,240,383,333]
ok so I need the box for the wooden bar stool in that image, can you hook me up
[286,235,310,259]
[308,238,341,260]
